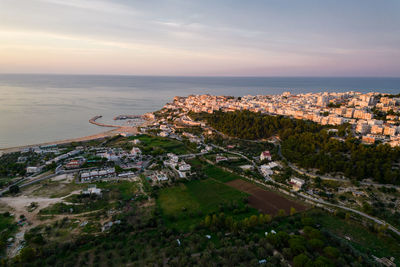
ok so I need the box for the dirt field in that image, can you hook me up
[226,179,307,215]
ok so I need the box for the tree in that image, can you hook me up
[315,177,322,187]
[9,185,20,194]
[290,207,296,216]
[308,238,324,250]
[277,209,286,217]
[314,255,333,266]
[249,215,258,227]
[264,214,272,223]
[323,246,339,258]
[204,215,211,227]
[19,247,36,262]
[289,236,306,254]
[293,253,310,267]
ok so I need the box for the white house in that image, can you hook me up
[240,165,253,171]
[82,185,102,196]
[216,156,228,163]
[130,147,142,157]
[178,163,191,172]
[260,165,273,177]
[156,172,168,181]
[167,153,179,163]
[26,166,43,174]
[266,161,279,169]
[290,177,305,191]
[260,151,272,161]
[159,131,169,137]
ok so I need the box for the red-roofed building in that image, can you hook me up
[260,151,271,161]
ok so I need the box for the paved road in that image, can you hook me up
[210,144,257,165]
[0,169,83,196]
[0,174,39,196]
[178,152,208,158]
[298,192,400,236]
[210,141,400,236]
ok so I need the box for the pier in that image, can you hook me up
[89,115,120,128]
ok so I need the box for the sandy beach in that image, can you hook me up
[0,117,154,154]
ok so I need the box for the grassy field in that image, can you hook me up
[95,181,139,201]
[40,181,139,215]
[130,135,191,155]
[157,179,256,229]
[31,180,85,198]
[204,165,244,182]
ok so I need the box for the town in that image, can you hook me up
[166,92,400,147]
[0,92,399,266]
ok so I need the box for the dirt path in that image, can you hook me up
[1,189,84,258]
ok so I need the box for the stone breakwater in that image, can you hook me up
[89,115,120,128]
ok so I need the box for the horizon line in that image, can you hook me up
[0,72,400,79]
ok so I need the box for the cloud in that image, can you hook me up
[38,0,137,14]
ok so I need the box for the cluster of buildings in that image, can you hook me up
[163,153,192,178]
[81,185,102,196]
[80,167,137,182]
[25,148,84,174]
[148,171,169,182]
[80,168,116,182]
[165,92,400,147]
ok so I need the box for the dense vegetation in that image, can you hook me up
[282,131,400,184]
[0,153,27,183]
[0,213,17,257]
[3,160,399,266]
[193,110,400,184]
[8,208,395,267]
[191,110,323,140]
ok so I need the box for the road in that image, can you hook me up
[0,168,83,196]
[210,141,400,236]
[298,192,400,236]
[178,151,208,158]
[210,144,257,166]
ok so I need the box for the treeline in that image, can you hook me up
[190,110,323,140]
[0,153,26,180]
[8,209,379,267]
[193,110,400,184]
[282,131,400,184]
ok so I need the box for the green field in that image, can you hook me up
[204,165,244,182]
[130,134,191,155]
[95,181,139,201]
[158,179,256,229]
[30,180,85,198]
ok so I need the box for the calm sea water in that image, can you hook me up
[0,74,399,148]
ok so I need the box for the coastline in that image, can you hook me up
[0,116,154,154]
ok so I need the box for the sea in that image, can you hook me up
[0,74,399,149]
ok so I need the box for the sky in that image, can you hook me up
[0,0,399,76]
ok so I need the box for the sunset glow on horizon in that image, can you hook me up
[1,0,400,76]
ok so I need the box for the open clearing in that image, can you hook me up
[157,178,257,229]
[226,179,307,215]
[203,165,243,182]
[130,134,191,155]
[158,179,249,216]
